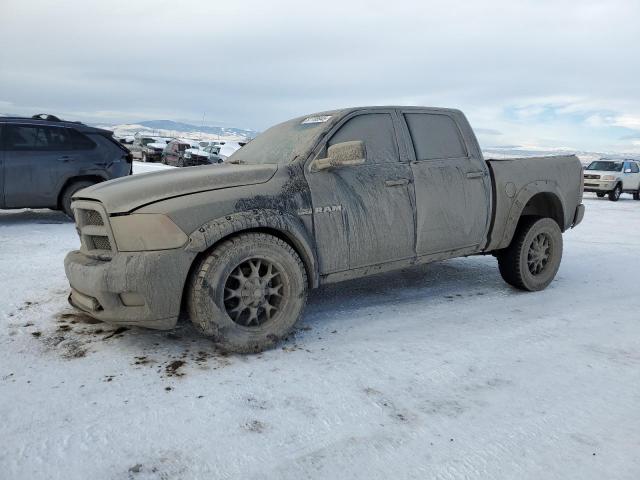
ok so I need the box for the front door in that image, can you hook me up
[305,111,416,274]
[400,110,491,255]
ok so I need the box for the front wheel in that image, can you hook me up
[188,233,308,353]
[609,184,622,201]
[633,189,640,200]
[497,217,563,292]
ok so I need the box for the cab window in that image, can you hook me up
[328,113,398,164]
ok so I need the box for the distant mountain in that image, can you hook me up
[136,120,257,138]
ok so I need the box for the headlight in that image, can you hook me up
[110,214,188,251]
[601,175,616,181]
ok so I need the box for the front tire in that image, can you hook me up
[497,217,563,292]
[188,233,308,353]
[61,180,96,219]
[609,184,622,201]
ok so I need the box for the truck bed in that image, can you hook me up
[484,155,583,251]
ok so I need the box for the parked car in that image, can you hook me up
[184,145,223,165]
[131,134,169,161]
[583,159,640,201]
[161,139,201,166]
[64,106,584,353]
[141,139,170,163]
[0,114,132,218]
[218,141,243,160]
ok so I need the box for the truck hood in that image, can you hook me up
[74,164,278,214]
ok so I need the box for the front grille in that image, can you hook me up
[584,174,600,180]
[84,209,104,226]
[89,235,111,251]
[73,201,115,255]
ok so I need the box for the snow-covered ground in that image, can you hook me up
[1,188,639,479]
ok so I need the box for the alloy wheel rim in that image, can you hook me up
[527,233,551,275]
[223,258,284,327]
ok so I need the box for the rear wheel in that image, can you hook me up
[188,233,308,353]
[61,180,96,219]
[497,217,563,291]
[633,188,640,200]
[609,184,622,201]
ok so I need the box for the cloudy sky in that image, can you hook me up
[1,0,639,152]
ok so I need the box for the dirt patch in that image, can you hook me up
[165,360,186,377]
[57,311,102,324]
[243,420,266,433]
[103,327,129,340]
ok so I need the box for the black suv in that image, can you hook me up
[0,114,132,217]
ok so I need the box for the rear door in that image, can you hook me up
[306,110,416,273]
[400,109,491,255]
[3,123,76,208]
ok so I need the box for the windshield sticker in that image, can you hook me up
[301,115,332,124]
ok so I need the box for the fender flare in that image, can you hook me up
[186,209,319,288]
[498,180,567,249]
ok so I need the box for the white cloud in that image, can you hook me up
[0,0,639,152]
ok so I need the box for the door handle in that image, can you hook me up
[385,178,410,187]
[466,171,486,179]
[57,156,72,162]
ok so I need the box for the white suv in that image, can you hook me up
[583,159,640,201]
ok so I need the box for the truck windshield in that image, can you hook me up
[587,161,623,172]
[227,115,333,165]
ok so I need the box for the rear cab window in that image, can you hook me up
[403,113,467,160]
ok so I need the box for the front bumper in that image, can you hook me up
[144,151,162,162]
[583,180,616,192]
[64,248,196,330]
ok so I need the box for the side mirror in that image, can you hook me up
[313,141,365,171]
[624,168,632,173]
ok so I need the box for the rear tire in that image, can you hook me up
[609,184,622,201]
[633,189,640,200]
[61,180,96,219]
[497,217,563,292]
[188,233,308,353]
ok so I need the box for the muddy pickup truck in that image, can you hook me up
[64,106,585,352]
